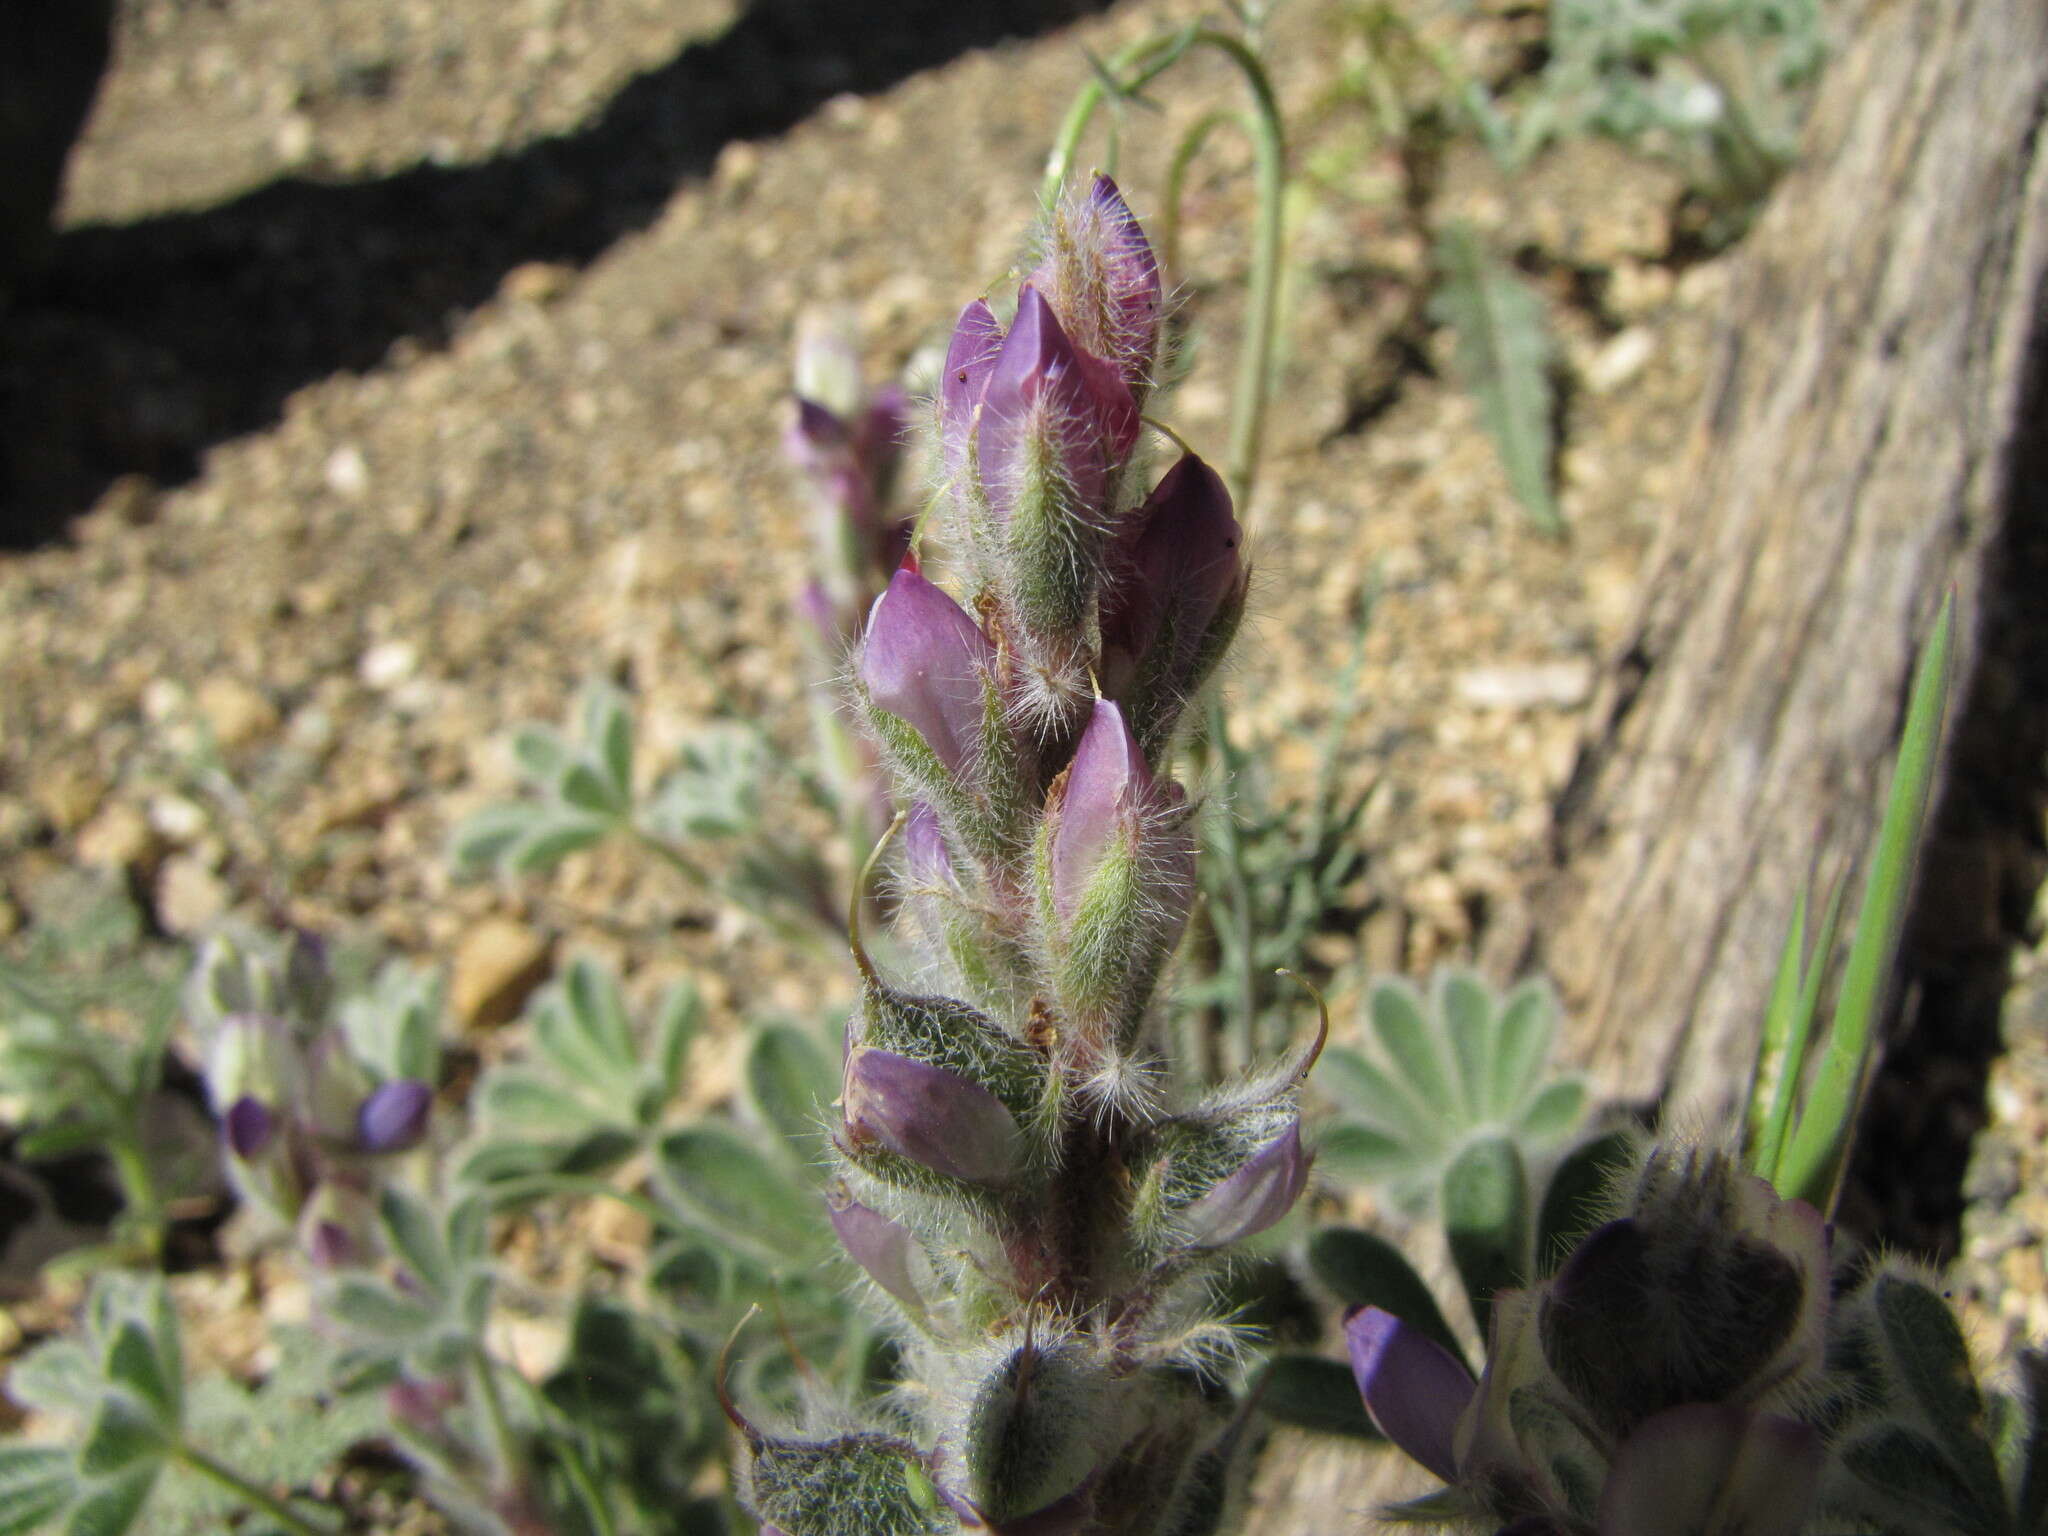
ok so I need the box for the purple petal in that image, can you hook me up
[1049,699,1151,920]
[1178,1120,1310,1247]
[223,1095,277,1160]
[826,1187,927,1315]
[941,298,1004,488]
[843,1047,1024,1185]
[977,288,1137,530]
[1598,1405,1822,1536]
[357,1078,433,1153]
[902,801,957,890]
[860,565,993,775]
[1345,1305,1477,1484]
[1100,452,1245,697]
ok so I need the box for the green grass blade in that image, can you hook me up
[1745,882,1810,1166]
[1755,876,1844,1192]
[1778,594,1954,1210]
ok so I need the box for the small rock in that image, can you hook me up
[1454,660,1595,711]
[359,639,418,690]
[75,801,158,872]
[274,112,316,165]
[1585,328,1655,395]
[452,917,554,1029]
[147,794,209,845]
[324,443,370,500]
[32,765,104,834]
[0,894,19,939]
[155,855,229,936]
[196,676,280,750]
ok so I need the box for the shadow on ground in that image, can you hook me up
[0,0,1116,547]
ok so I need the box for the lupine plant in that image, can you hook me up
[725,172,1322,1536]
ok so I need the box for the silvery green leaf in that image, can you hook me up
[1314,1121,1417,1184]
[0,1446,74,1535]
[103,1318,179,1427]
[1840,1424,2005,1536]
[323,1276,437,1344]
[1258,1354,1380,1440]
[504,812,608,874]
[511,724,572,785]
[79,1398,169,1478]
[654,1126,830,1268]
[61,1468,156,1536]
[558,760,627,820]
[476,1070,608,1141]
[1872,1272,2004,1496]
[744,1023,837,1166]
[1488,978,1559,1120]
[579,684,636,804]
[644,726,767,842]
[449,802,541,872]
[337,960,443,1083]
[1430,222,1559,534]
[1516,1078,1587,1143]
[1316,1046,1443,1158]
[1308,1226,1468,1370]
[563,957,636,1071]
[1370,979,1460,1116]
[1442,1135,1528,1336]
[1437,970,1495,1122]
[7,1337,100,1419]
[377,1186,453,1296]
[646,981,700,1111]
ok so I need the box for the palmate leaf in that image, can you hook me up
[1430,222,1560,535]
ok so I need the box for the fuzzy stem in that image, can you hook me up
[174,1443,336,1536]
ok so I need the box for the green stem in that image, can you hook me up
[470,1346,522,1482]
[1041,26,1289,518]
[175,1443,335,1536]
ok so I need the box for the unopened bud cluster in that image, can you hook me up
[738,178,1300,1536]
[1350,1143,2027,1536]
[191,931,433,1272]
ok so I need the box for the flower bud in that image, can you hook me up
[826,1183,933,1319]
[962,1340,1105,1524]
[1344,1306,1475,1483]
[843,1047,1025,1187]
[1129,1100,1307,1252]
[298,1178,377,1271]
[223,1095,277,1161]
[860,563,994,780]
[1176,1119,1308,1247]
[1039,700,1195,1036]
[793,305,865,421]
[941,298,1004,500]
[1098,452,1246,751]
[204,1012,300,1117]
[976,287,1139,640]
[746,1432,953,1536]
[357,1077,433,1154]
[1027,174,1162,399]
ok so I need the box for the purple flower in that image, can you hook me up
[223,1095,277,1161]
[859,563,994,775]
[1345,1305,1477,1484]
[1178,1120,1309,1247]
[976,287,1138,534]
[842,1047,1025,1185]
[1027,174,1162,394]
[1596,1404,1822,1536]
[357,1078,433,1154]
[1099,451,1246,711]
[826,1185,929,1316]
[1048,700,1193,934]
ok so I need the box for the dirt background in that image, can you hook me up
[1,0,2042,1523]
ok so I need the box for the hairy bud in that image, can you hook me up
[1026,175,1163,402]
[861,564,996,783]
